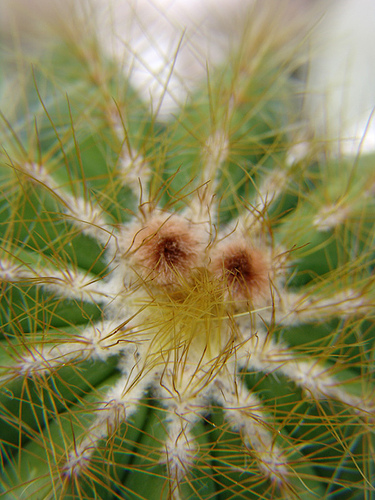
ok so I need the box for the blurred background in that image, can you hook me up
[1,0,375,154]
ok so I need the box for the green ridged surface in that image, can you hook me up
[0,17,374,500]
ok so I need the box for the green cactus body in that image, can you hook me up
[0,7,374,500]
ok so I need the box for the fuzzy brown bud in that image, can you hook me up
[210,240,271,305]
[129,215,202,286]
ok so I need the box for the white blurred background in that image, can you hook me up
[1,0,375,154]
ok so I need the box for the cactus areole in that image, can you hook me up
[0,6,374,500]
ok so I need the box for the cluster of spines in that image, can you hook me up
[1,142,373,499]
[0,9,374,500]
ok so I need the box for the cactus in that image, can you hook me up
[0,4,374,500]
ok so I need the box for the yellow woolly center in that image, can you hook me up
[131,269,237,369]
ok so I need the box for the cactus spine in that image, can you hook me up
[0,3,374,500]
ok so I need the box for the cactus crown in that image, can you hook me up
[0,3,374,500]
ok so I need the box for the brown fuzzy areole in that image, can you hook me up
[130,215,202,286]
[210,241,271,305]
